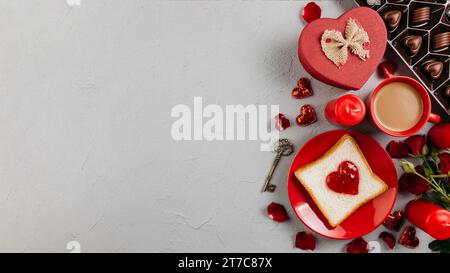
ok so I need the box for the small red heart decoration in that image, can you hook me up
[326,161,359,195]
[296,104,317,127]
[399,226,420,249]
[383,210,405,232]
[298,7,387,90]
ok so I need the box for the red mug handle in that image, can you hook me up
[428,113,441,123]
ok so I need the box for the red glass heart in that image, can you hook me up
[383,210,405,232]
[296,105,317,127]
[267,202,289,223]
[295,231,316,251]
[379,231,396,249]
[292,78,314,99]
[386,141,409,158]
[378,59,397,78]
[398,166,429,195]
[399,226,420,249]
[326,161,359,195]
[346,237,369,253]
[274,113,290,131]
[302,2,321,23]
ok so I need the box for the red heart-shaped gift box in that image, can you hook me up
[298,7,387,90]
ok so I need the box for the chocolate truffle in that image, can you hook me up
[412,7,430,24]
[411,7,430,26]
[444,85,450,98]
[403,35,422,55]
[446,8,450,21]
[433,32,450,50]
[383,10,402,30]
[423,60,444,80]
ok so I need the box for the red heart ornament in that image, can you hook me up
[326,161,359,195]
[298,7,387,90]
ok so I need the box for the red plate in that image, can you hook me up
[287,130,398,240]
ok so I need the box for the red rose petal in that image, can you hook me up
[296,104,317,127]
[302,2,321,23]
[438,153,450,175]
[386,141,410,158]
[295,231,316,251]
[378,59,397,78]
[267,202,289,223]
[398,165,429,195]
[292,78,313,99]
[383,210,406,232]
[379,232,396,249]
[399,226,420,249]
[346,237,369,253]
[405,135,427,156]
[274,113,290,131]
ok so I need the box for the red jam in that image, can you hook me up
[326,161,359,195]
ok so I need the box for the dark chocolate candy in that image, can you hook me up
[411,7,430,26]
[433,32,450,50]
[383,10,402,30]
[444,85,450,98]
[403,35,422,55]
[423,60,444,80]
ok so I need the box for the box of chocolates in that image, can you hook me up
[355,0,450,116]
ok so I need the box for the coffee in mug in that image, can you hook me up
[373,82,423,132]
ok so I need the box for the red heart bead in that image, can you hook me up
[399,226,420,249]
[383,210,406,232]
[274,113,290,131]
[296,105,317,127]
[292,78,314,99]
[295,231,316,251]
[302,2,321,23]
[346,237,369,253]
[326,161,359,195]
[379,231,396,249]
[267,202,289,223]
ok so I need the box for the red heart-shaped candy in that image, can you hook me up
[298,7,387,90]
[326,161,359,195]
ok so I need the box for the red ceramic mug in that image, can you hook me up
[369,75,440,137]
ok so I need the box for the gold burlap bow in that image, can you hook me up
[321,18,370,67]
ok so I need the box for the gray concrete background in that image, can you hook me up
[0,0,447,252]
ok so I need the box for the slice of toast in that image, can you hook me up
[294,134,388,227]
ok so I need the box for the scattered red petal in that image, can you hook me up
[398,165,429,195]
[378,59,397,78]
[379,232,396,249]
[302,2,321,23]
[274,113,290,131]
[383,210,406,232]
[438,153,450,175]
[405,135,427,156]
[346,237,369,253]
[292,78,314,99]
[295,232,316,251]
[296,105,317,127]
[386,141,410,158]
[267,202,289,223]
[399,226,420,249]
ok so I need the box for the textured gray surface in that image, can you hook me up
[0,0,447,252]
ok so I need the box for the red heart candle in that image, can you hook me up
[298,7,387,90]
[325,94,366,126]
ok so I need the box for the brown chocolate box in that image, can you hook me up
[355,0,450,116]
